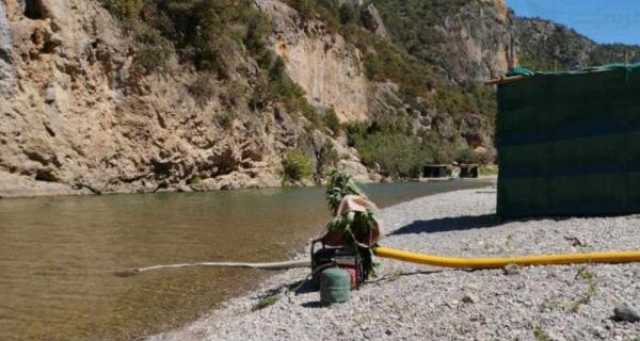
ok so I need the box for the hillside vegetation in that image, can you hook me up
[101,0,320,119]
[282,0,498,175]
[515,17,640,72]
[63,1,640,181]
[99,0,498,178]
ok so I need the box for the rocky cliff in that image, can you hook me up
[258,0,370,122]
[1,0,634,198]
[373,0,517,84]
[0,0,390,197]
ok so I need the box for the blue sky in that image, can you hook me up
[508,0,640,45]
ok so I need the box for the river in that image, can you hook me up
[0,180,491,340]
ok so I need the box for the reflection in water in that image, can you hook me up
[0,180,491,340]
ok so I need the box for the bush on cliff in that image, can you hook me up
[102,0,325,125]
[283,150,314,182]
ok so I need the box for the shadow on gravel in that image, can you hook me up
[293,279,318,295]
[301,301,324,309]
[389,214,503,236]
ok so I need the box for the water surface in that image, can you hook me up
[0,180,491,340]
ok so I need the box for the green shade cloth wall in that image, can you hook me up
[497,64,640,219]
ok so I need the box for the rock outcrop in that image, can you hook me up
[0,0,14,96]
[0,0,376,197]
[360,3,389,40]
[258,0,371,122]
[440,0,518,83]
[3,0,633,197]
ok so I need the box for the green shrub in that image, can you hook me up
[316,142,339,176]
[377,135,428,177]
[288,0,315,20]
[349,127,431,178]
[455,147,479,164]
[283,149,313,181]
[345,122,368,147]
[101,0,271,76]
[420,131,456,164]
[216,112,236,130]
[339,3,358,25]
[323,108,341,136]
[99,0,144,20]
[479,165,498,176]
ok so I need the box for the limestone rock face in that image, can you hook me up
[361,4,389,40]
[439,0,518,83]
[0,0,15,97]
[258,0,370,122]
[0,0,541,197]
[0,0,377,197]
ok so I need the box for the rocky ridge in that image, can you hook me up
[515,17,640,71]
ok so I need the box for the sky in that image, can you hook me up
[507,0,640,45]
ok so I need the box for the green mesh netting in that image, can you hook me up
[497,64,640,219]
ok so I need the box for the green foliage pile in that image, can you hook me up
[325,170,364,215]
[324,171,375,278]
[282,149,313,182]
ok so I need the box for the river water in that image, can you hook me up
[0,180,491,340]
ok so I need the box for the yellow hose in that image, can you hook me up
[373,246,640,269]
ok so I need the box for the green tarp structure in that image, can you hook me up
[496,64,640,219]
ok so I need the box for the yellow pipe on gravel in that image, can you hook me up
[373,246,640,269]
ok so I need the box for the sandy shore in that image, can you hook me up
[149,187,640,341]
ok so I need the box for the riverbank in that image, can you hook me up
[0,169,495,199]
[149,187,640,341]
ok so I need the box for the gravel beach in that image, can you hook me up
[149,187,640,341]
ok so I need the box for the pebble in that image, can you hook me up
[503,263,520,275]
[613,304,640,323]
